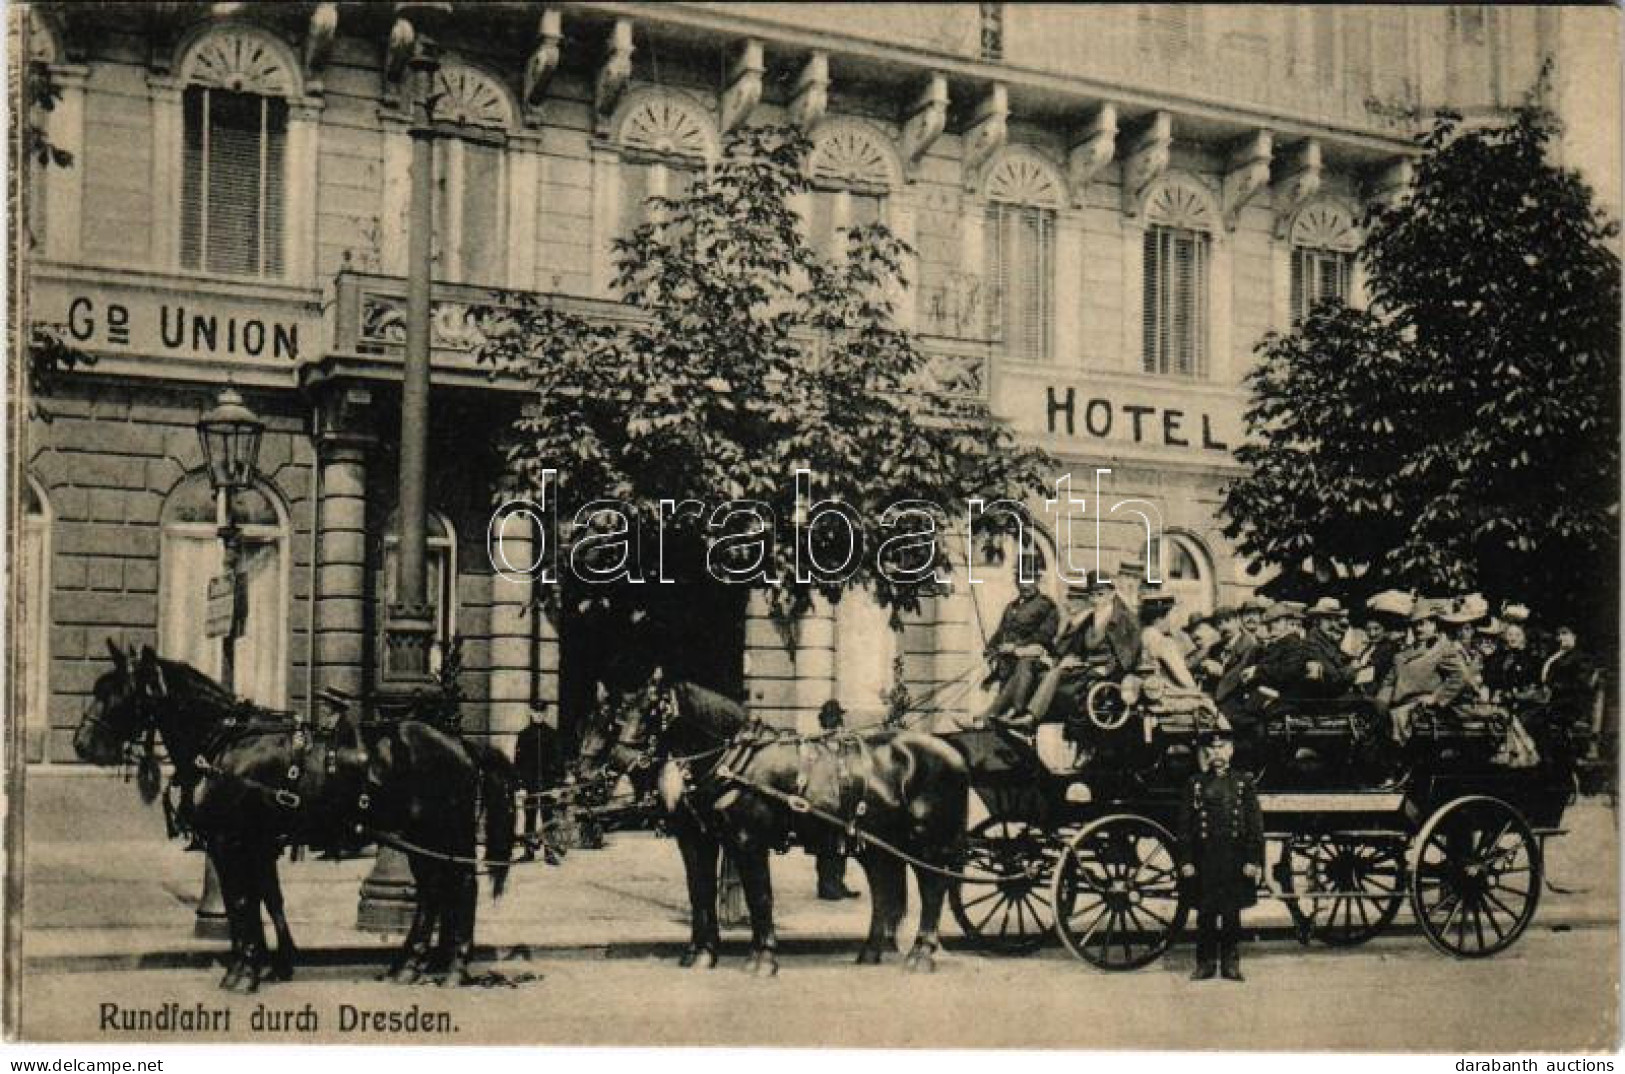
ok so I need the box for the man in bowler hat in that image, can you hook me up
[1179,722,1264,981]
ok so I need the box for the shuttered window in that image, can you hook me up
[1291,246,1352,322]
[987,202,1055,362]
[180,86,286,277]
[433,138,505,285]
[1142,224,1209,376]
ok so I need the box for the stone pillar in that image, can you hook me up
[487,509,533,742]
[313,432,372,702]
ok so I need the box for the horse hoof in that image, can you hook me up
[678,948,697,968]
[218,966,241,991]
[271,961,295,983]
[745,952,779,977]
[855,948,882,966]
[682,947,717,970]
[227,971,261,996]
[905,950,937,974]
[389,965,423,986]
[440,966,472,988]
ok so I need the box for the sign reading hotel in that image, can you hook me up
[34,277,319,366]
[998,374,1244,462]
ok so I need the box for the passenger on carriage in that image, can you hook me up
[1483,613,1542,702]
[975,565,1060,725]
[1354,590,1412,695]
[1213,597,1270,707]
[1182,613,1226,690]
[1542,623,1598,728]
[1297,598,1359,698]
[1137,592,1200,690]
[1376,597,1470,742]
[1197,606,1241,690]
[1010,571,1140,731]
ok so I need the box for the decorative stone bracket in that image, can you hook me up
[961,83,1009,191]
[788,52,829,133]
[1067,103,1117,207]
[594,18,634,137]
[303,2,338,79]
[900,73,949,178]
[719,39,764,134]
[1272,138,1323,237]
[1367,157,1415,212]
[1222,129,1273,230]
[1120,111,1172,216]
[523,8,563,122]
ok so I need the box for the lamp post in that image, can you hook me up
[193,385,265,938]
[357,33,441,933]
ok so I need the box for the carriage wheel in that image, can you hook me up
[1086,681,1131,731]
[1051,814,1186,970]
[949,817,1056,954]
[1281,835,1405,947]
[1409,795,1541,959]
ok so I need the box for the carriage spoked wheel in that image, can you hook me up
[1409,795,1542,959]
[1281,835,1406,947]
[1051,814,1187,970]
[1086,681,1131,731]
[949,817,1057,954]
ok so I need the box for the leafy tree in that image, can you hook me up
[1222,101,1620,637]
[477,125,1051,686]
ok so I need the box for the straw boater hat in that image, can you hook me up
[1240,595,1273,615]
[1366,590,1415,620]
[1306,597,1348,619]
[1410,597,1450,622]
[1440,593,1491,626]
[1476,617,1506,637]
[1263,601,1307,624]
[1501,602,1531,624]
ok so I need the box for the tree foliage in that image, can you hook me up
[1222,102,1620,634]
[477,125,1052,638]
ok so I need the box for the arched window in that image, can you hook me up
[807,119,900,260]
[21,477,52,761]
[176,26,299,278]
[378,510,458,675]
[430,63,516,285]
[1290,200,1359,322]
[159,473,290,705]
[1142,175,1217,377]
[1151,531,1214,621]
[833,588,897,725]
[615,89,716,238]
[984,149,1066,362]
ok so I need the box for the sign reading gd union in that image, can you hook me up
[47,284,315,365]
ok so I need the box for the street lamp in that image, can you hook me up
[197,386,265,694]
[192,385,263,939]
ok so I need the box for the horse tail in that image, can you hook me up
[468,741,517,898]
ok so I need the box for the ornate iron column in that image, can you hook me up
[357,29,441,932]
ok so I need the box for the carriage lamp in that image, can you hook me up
[197,387,265,493]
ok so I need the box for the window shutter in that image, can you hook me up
[1145,225,1208,375]
[988,203,1054,361]
[619,162,650,242]
[987,204,1008,345]
[180,87,286,277]
[460,141,503,284]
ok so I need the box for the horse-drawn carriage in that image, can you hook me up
[943,674,1585,970]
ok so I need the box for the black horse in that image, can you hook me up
[579,671,969,973]
[73,642,515,992]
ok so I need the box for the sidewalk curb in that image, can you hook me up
[25,916,1616,975]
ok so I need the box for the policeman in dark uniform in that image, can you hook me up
[1179,722,1264,982]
